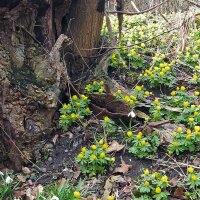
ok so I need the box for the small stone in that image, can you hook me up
[40,168,47,173]
[48,157,53,162]
[22,167,31,174]
[44,143,54,149]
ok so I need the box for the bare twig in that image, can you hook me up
[107,0,169,15]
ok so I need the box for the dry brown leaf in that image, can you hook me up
[174,187,184,198]
[163,106,182,112]
[61,131,73,138]
[169,176,179,187]
[102,175,125,200]
[106,140,125,153]
[113,159,132,174]
[148,120,171,127]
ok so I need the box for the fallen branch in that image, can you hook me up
[186,0,200,8]
[107,0,169,15]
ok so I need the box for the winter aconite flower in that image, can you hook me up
[74,191,81,198]
[108,195,115,200]
[191,175,197,181]
[100,152,106,159]
[104,116,110,123]
[144,181,150,186]
[187,167,194,173]
[91,145,97,150]
[161,175,168,183]
[144,169,149,176]
[155,187,161,194]
[81,147,87,153]
[127,131,133,137]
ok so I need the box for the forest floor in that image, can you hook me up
[1,10,200,200]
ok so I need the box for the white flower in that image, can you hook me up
[51,196,59,200]
[0,171,4,176]
[5,176,13,184]
[128,111,136,118]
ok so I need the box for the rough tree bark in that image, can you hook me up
[0,0,104,171]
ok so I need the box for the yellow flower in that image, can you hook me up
[60,114,67,120]
[194,112,198,117]
[144,169,149,176]
[186,129,192,135]
[99,139,104,145]
[127,131,133,137]
[159,71,164,76]
[188,118,194,123]
[191,175,197,181]
[62,104,68,109]
[172,132,177,136]
[74,191,81,198]
[91,154,97,160]
[193,54,198,59]
[141,43,146,48]
[135,86,142,91]
[124,96,130,103]
[154,98,159,105]
[99,88,104,93]
[104,116,110,123]
[144,181,150,186]
[71,113,77,119]
[177,127,183,133]
[186,46,190,51]
[180,86,186,91]
[130,95,137,101]
[100,152,106,159]
[117,90,122,95]
[85,84,91,92]
[129,100,134,105]
[91,145,97,150]
[194,91,199,96]
[81,95,88,100]
[144,91,150,96]
[102,143,108,150]
[176,87,180,91]
[187,167,194,173]
[107,195,115,200]
[100,81,104,85]
[85,107,91,113]
[194,74,198,81]
[186,134,191,140]
[194,126,200,132]
[171,91,176,96]
[81,147,87,153]
[161,175,168,183]
[156,106,161,111]
[152,172,158,178]
[76,102,81,107]
[72,95,78,101]
[111,157,115,163]
[155,187,161,194]
[173,141,179,147]
[93,81,97,85]
[77,153,84,159]
[141,140,146,146]
[183,101,189,108]
[191,105,196,109]
[136,132,142,140]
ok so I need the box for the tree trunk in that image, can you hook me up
[0,0,104,171]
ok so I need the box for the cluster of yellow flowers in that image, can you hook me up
[77,141,115,163]
[85,80,104,94]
